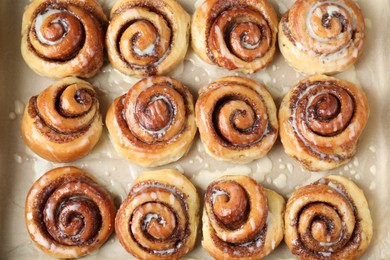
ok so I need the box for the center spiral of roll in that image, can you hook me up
[288,0,357,54]
[36,82,98,133]
[44,197,101,246]
[44,188,102,246]
[293,82,354,138]
[124,79,186,144]
[217,100,259,145]
[287,183,356,255]
[30,4,101,62]
[119,18,170,67]
[299,203,345,252]
[205,178,268,244]
[210,86,268,147]
[25,167,115,258]
[209,8,272,65]
[126,185,189,255]
[35,8,85,60]
[131,202,178,251]
[211,181,249,229]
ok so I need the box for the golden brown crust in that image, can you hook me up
[191,0,278,74]
[20,77,102,163]
[195,76,278,163]
[21,0,107,78]
[202,175,285,259]
[25,166,116,258]
[279,75,369,171]
[285,175,373,260]
[106,76,196,167]
[278,0,366,75]
[115,169,200,259]
[106,0,190,77]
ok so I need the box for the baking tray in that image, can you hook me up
[1,0,389,259]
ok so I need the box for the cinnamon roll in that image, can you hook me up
[106,76,196,167]
[191,0,278,74]
[279,0,366,75]
[21,0,107,78]
[279,75,369,171]
[20,77,102,163]
[285,175,373,259]
[106,0,190,77]
[195,76,278,163]
[115,169,200,259]
[25,166,116,258]
[202,175,285,259]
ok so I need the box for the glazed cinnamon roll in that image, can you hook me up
[21,0,107,78]
[195,76,278,163]
[202,175,285,259]
[116,169,199,259]
[191,0,278,74]
[279,0,366,75]
[106,76,196,167]
[279,75,369,171]
[285,175,373,259]
[25,166,116,258]
[21,77,102,163]
[106,0,190,77]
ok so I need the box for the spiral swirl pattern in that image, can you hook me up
[192,0,278,73]
[106,76,196,167]
[21,77,102,162]
[196,76,278,163]
[202,175,285,259]
[106,0,190,76]
[115,169,199,259]
[25,167,116,258]
[279,75,369,171]
[285,175,373,259]
[21,0,107,78]
[279,0,365,74]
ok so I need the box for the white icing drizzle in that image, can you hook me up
[236,232,264,248]
[35,8,69,45]
[211,189,229,204]
[44,201,55,222]
[129,42,170,70]
[249,218,256,232]
[241,23,261,50]
[153,247,176,255]
[142,213,166,231]
[133,37,158,56]
[132,183,182,203]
